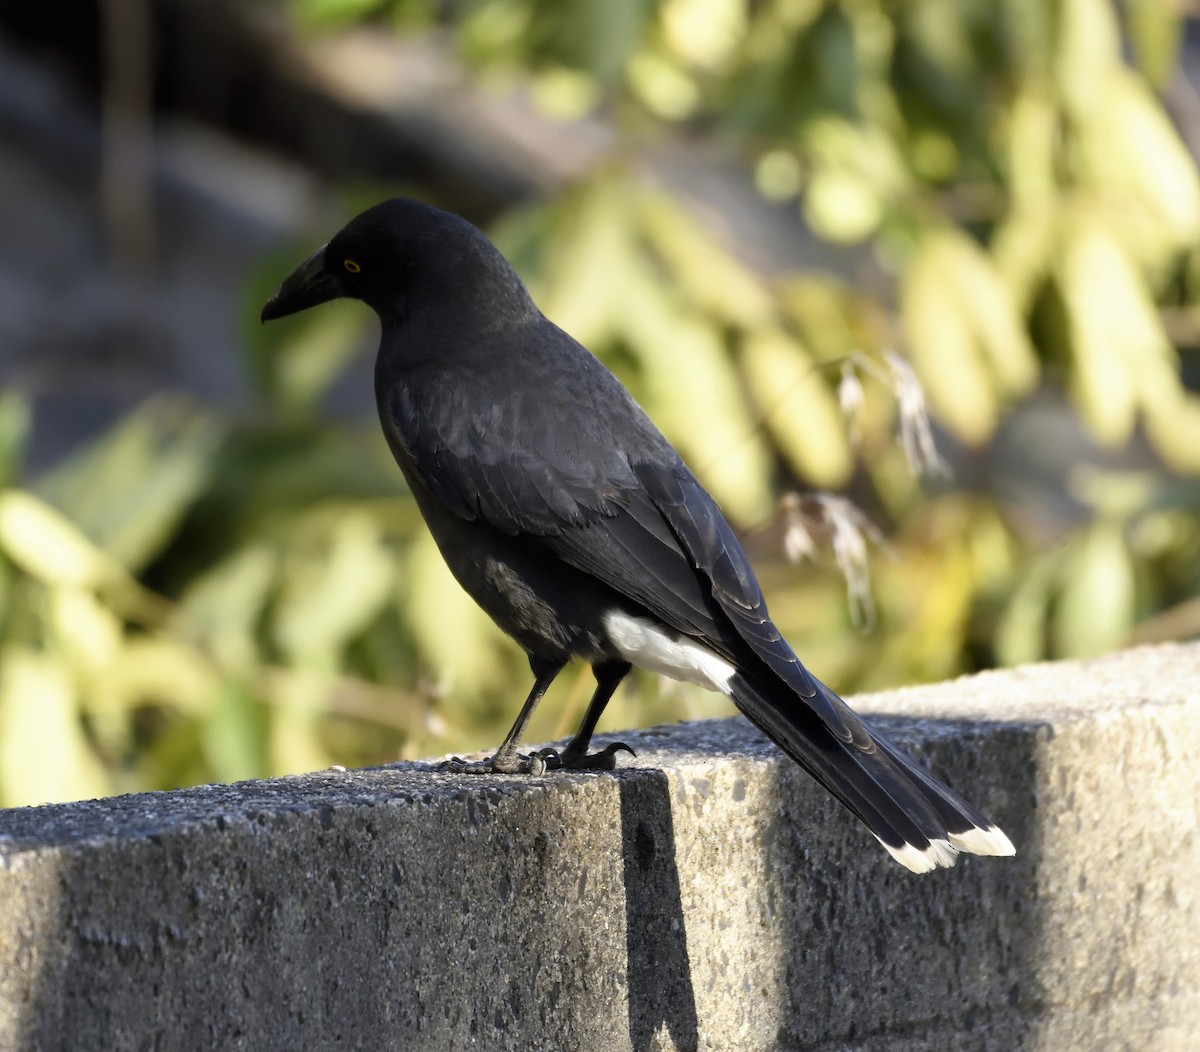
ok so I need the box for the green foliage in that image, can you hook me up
[3,0,1199,805]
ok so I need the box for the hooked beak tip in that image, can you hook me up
[260,242,338,323]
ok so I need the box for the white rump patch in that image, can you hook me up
[603,612,736,694]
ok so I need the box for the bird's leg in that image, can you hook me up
[441,661,563,775]
[538,661,635,771]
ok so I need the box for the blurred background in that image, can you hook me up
[2,0,1199,807]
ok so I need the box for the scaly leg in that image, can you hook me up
[538,660,635,771]
[441,660,564,775]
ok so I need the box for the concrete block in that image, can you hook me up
[1,643,1197,1050]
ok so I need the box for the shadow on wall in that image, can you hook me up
[619,769,699,1051]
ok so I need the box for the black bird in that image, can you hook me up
[262,199,1014,873]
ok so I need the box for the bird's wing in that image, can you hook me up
[386,369,865,745]
[623,460,870,747]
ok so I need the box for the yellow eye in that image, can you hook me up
[343,258,361,274]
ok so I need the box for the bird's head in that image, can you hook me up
[261,199,531,327]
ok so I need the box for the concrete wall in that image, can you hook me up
[1,642,1197,1050]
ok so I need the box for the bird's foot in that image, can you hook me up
[439,752,549,776]
[536,741,636,771]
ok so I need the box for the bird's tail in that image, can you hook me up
[726,670,1015,873]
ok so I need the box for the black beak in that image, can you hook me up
[261,243,342,322]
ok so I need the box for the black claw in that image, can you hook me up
[539,741,636,771]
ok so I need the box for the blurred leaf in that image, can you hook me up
[741,329,853,486]
[1005,89,1059,215]
[97,638,218,716]
[804,167,884,244]
[1144,393,1200,475]
[1057,226,1177,445]
[178,544,280,666]
[1123,0,1183,89]
[528,0,652,82]
[902,230,1037,444]
[36,401,222,573]
[268,675,334,776]
[638,191,774,327]
[991,209,1055,314]
[273,510,396,660]
[617,272,774,521]
[626,50,700,119]
[403,530,501,691]
[246,295,368,412]
[1090,70,1200,248]
[0,649,109,806]
[801,119,906,244]
[995,554,1055,667]
[535,179,637,346]
[1053,522,1135,657]
[661,0,745,70]
[202,682,268,784]
[0,489,115,590]
[50,587,122,674]
[1055,0,1121,119]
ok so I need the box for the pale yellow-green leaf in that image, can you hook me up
[949,235,1039,396]
[909,129,958,182]
[901,229,1039,426]
[1053,523,1135,658]
[404,530,501,690]
[803,118,908,193]
[1068,466,1156,519]
[776,277,861,364]
[1055,0,1121,119]
[538,181,634,346]
[179,544,279,667]
[274,511,396,660]
[661,0,745,69]
[1144,391,1200,475]
[1103,70,1200,244]
[740,329,853,486]
[1006,89,1059,213]
[529,67,601,120]
[626,50,700,119]
[617,274,773,521]
[804,168,885,244]
[202,681,266,784]
[901,234,997,444]
[1057,227,1177,445]
[36,403,221,573]
[995,555,1056,667]
[0,489,114,589]
[755,149,803,201]
[991,210,1055,313]
[1125,0,1184,88]
[50,587,121,673]
[267,675,333,777]
[273,304,367,411]
[638,192,774,327]
[0,649,110,806]
[91,638,217,716]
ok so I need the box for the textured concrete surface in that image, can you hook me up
[0,643,1197,1051]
